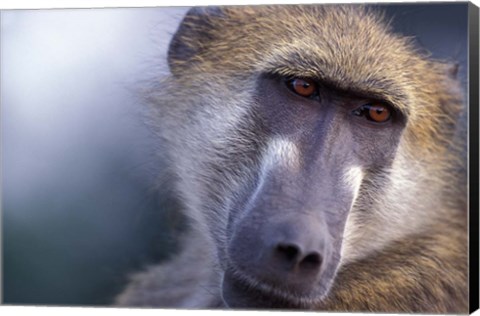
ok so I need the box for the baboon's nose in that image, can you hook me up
[228,217,329,291]
[275,243,323,272]
[228,210,332,294]
[265,223,325,278]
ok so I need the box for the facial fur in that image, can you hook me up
[119,4,467,312]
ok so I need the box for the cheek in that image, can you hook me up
[351,128,403,166]
[342,166,365,205]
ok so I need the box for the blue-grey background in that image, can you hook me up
[1,3,468,306]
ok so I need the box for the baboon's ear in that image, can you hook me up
[446,62,460,79]
[438,62,460,79]
[168,6,225,75]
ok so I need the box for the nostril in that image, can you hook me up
[299,252,323,271]
[276,244,300,262]
[274,244,323,273]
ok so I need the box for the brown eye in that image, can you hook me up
[287,78,317,98]
[367,103,391,123]
[352,103,392,123]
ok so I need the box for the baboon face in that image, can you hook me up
[162,5,449,309]
[219,73,406,308]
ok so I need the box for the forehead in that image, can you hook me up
[284,10,415,110]
[205,5,421,112]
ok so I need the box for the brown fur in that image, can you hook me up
[319,217,468,312]
[116,5,468,313]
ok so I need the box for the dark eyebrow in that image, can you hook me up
[260,58,411,115]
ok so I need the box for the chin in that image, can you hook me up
[221,265,336,310]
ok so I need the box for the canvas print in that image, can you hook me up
[2,2,478,314]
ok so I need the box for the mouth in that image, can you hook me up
[221,267,325,310]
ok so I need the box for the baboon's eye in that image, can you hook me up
[353,103,392,123]
[286,78,317,98]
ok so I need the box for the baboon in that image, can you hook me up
[115,5,468,313]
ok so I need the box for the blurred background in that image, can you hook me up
[1,3,468,307]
